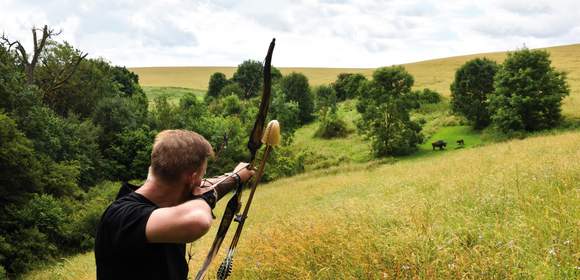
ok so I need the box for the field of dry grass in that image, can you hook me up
[26,131,580,279]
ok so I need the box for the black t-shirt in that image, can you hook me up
[95,182,188,280]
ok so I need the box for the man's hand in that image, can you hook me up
[234,162,255,183]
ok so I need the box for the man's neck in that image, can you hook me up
[136,177,188,208]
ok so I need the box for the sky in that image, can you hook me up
[1,0,579,68]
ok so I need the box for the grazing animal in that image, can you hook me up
[456,139,465,146]
[432,140,447,151]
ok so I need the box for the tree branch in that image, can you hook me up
[49,52,88,91]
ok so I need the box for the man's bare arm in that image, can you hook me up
[145,199,213,243]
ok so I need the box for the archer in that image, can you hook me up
[94,129,255,280]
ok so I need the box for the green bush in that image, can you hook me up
[270,88,300,143]
[332,73,367,101]
[218,83,244,100]
[315,112,349,139]
[206,72,229,101]
[262,145,305,182]
[416,88,441,104]
[280,73,315,124]
[233,60,263,99]
[451,58,498,129]
[357,66,423,156]
[489,49,569,132]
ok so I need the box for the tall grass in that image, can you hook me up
[26,131,580,279]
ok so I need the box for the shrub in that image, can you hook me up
[219,83,244,99]
[232,60,263,98]
[488,49,569,132]
[315,112,349,139]
[450,58,498,129]
[416,88,441,104]
[315,85,338,117]
[357,66,423,156]
[280,73,315,124]
[206,72,229,101]
[332,73,367,101]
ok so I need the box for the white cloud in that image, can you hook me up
[0,0,579,67]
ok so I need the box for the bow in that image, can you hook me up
[195,38,276,280]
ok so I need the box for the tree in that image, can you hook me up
[1,25,87,85]
[36,47,118,118]
[0,113,42,204]
[314,85,348,138]
[92,96,143,148]
[218,83,244,99]
[332,73,367,101]
[232,60,263,98]
[271,66,283,82]
[270,88,300,142]
[110,66,144,97]
[415,88,441,104]
[450,58,498,128]
[488,49,569,132]
[104,126,155,181]
[315,85,338,117]
[206,72,229,102]
[0,45,25,112]
[280,72,314,124]
[356,66,423,156]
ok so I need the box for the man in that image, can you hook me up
[95,130,255,280]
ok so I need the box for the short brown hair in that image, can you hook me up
[150,130,214,182]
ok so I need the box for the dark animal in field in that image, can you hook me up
[432,140,447,151]
[456,139,465,146]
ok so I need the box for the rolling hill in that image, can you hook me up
[131,43,580,118]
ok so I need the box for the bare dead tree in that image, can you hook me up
[1,25,87,85]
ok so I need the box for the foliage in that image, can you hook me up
[280,72,315,124]
[218,83,244,99]
[314,85,337,117]
[270,88,300,142]
[36,43,114,118]
[0,46,25,112]
[488,49,570,132]
[414,88,441,104]
[0,113,42,203]
[314,85,348,138]
[232,60,263,99]
[315,112,349,139]
[261,145,305,182]
[357,66,423,156]
[271,66,283,82]
[332,73,367,101]
[104,126,155,181]
[206,72,229,102]
[450,58,498,129]
[110,66,143,97]
[92,95,146,147]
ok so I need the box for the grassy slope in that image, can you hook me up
[26,131,580,279]
[131,43,580,118]
[143,86,205,105]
